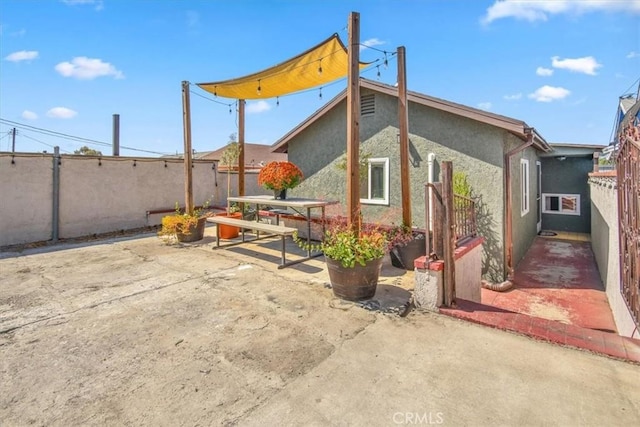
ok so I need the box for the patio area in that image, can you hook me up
[1,227,639,425]
[440,234,640,363]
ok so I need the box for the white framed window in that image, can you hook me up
[520,159,529,216]
[542,193,581,216]
[360,157,389,205]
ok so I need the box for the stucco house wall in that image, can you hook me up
[510,145,542,271]
[287,86,546,281]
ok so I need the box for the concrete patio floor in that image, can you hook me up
[1,227,639,426]
[440,235,640,363]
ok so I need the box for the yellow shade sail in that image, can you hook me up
[197,34,367,100]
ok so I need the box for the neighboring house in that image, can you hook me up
[539,143,604,234]
[204,143,287,171]
[163,143,287,170]
[272,78,552,281]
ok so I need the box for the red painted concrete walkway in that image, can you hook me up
[440,237,640,363]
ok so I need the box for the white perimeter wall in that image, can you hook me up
[589,176,639,339]
[0,153,261,247]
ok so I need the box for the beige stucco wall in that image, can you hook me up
[0,154,53,245]
[589,176,639,339]
[0,153,261,247]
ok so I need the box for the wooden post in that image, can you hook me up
[346,11,361,233]
[442,161,456,307]
[238,99,246,196]
[397,46,411,227]
[181,80,194,214]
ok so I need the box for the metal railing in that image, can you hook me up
[617,123,640,329]
[425,182,479,260]
[453,194,478,245]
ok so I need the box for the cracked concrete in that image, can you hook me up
[1,230,639,426]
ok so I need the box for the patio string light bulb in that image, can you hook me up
[257,79,261,95]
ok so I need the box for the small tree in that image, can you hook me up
[220,133,241,213]
[74,145,102,156]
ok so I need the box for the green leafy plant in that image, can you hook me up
[294,216,388,268]
[221,134,242,213]
[453,171,472,197]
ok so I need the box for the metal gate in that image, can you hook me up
[617,124,640,328]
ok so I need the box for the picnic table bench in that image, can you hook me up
[206,216,297,268]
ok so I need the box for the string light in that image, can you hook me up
[376,65,381,80]
[276,96,280,107]
[318,59,323,75]
[319,87,323,100]
[257,79,261,95]
[213,86,217,97]
[383,52,388,69]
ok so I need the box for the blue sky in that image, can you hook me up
[1,0,638,156]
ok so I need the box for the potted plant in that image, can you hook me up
[297,217,388,301]
[387,225,427,270]
[216,137,243,239]
[257,161,304,199]
[159,202,210,243]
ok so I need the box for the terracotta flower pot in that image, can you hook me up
[215,212,242,239]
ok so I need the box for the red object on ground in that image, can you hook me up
[440,237,640,363]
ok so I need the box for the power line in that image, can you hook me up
[0,118,170,155]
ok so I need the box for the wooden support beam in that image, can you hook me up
[238,99,246,197]
[397,46,411,227]
[181,80,194,215]
[442,161,456,307]
[346,11,361,233]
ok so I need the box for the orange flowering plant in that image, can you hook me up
[258,161,304,191]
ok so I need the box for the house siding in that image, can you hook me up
[509,144,541,271]
[288,88,519,281]
[540,157,592,233]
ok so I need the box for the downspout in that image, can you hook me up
[503,128,534,281]
[427,152,436,231]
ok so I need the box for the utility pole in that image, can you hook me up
[11,128,16,152]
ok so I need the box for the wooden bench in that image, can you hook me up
[206,216,297,268]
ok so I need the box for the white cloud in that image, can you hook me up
[627,51,640,59]
[22,110,38,120]
[528,85,571,102]
[46,107,78,119]
[503,93,522,101]
[361,38,385,51]
[481,0,640,25]
[536,66,553,76]
[5,50,38,62]
[246,100,271,114]
[551,55,602,75]
[55,57,124,80]
[477,102,492,110]
[62,0,104,11]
